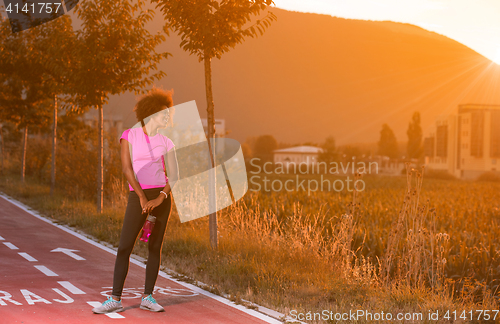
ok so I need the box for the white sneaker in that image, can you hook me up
[92,296,124,314]
[140,294,165,312]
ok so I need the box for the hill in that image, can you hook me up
[96,7,500,145]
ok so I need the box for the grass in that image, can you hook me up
[1,166,499,323]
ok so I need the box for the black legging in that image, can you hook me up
[112,187,172,297]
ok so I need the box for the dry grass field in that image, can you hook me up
[1,165,499,323]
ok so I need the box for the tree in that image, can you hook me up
[0,17,66,183]
[0,14,75,189]
[254,135,278,164]
[318,136,337,163]
[71,0,170,213]
[33,16,77,196]
[407,111,423,160]
[241,142,252,161]
[340,145,363,160]
[152,0,277,249]
[378,124,399,159]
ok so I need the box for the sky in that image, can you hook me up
[273,0,500,64]
[2,0,498,64]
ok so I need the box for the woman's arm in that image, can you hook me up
[164,148,179,193]
[121,139,148,208]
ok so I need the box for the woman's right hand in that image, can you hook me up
[139,196,149,214]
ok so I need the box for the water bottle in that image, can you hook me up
[140,215,156,242]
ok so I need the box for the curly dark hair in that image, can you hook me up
[133,88,174,122]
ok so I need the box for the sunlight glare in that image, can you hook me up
[492,46,500,65]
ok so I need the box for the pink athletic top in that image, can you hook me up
[120,128,175,191]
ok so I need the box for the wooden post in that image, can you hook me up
[0,123,4,175]
[97,103,104,213]
[50,96,57,196]
[21,126,28,183]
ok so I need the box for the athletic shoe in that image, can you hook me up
[92,296,124,314]
[140,294,165,312]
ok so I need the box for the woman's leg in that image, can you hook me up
[144,192,172,295]
[112,191,147,298]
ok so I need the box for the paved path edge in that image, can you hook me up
[0,191,305,324]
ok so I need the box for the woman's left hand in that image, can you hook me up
[142,196,164,215]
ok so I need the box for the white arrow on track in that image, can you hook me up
[50,248,86,260]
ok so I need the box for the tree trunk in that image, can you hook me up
[97,103,104,213]
[0,124,4,175]
[51,96,57,196]
[204,52,218,250]
[21,126,28,183]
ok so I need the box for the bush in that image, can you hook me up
[422,168,457,181]
[2,112,129,203]
[26,136,51,181]
[56,125,98,200]
[55,120,124,201]
[476,171,500,182]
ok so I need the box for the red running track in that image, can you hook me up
[0,193,282,324]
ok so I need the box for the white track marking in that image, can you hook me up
[34,265,58,277]
[20,289,51,305]
[57,281,86,295]
[18,252,38,262]
[0,192,287,324]
[87,302,125,318]
[3,242,18,250]
[0,235,4,240]
[51,247,85,260]
[0,291,23,305]
[52,288,74,303]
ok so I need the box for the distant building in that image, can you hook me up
[273,146,323,168]
[201,118,225,137]
[201,118,226,155]
[424,104,500,179]
[81,113,124,153]
[368,156,407,175]
[83,113,124,136]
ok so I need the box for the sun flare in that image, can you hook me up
[493,46,500,65]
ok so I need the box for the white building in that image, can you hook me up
[201,118,226,156]
[370,156,407,175]
[424,104,500,179]
[83,113,124,136]
[273,146,323,168]
[201,118,225,137]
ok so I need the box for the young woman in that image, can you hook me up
[93,88,178,314]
